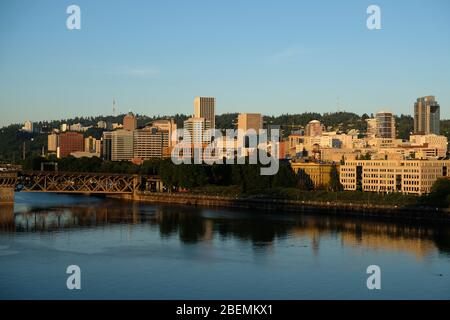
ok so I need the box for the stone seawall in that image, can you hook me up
[111,192,450,222]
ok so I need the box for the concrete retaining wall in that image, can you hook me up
[111,192,450,222]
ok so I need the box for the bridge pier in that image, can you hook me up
[0,187,14,204]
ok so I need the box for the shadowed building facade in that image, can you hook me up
[290,162,337,189]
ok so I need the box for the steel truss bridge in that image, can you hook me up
[0,171,163,197]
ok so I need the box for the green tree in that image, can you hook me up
[272,163,297,188]
[425,178,450,207]
[329,165,343,192]
[296,169,314,191]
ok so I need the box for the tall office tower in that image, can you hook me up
[123,111,137,131]
[133,127,168,160]
[58,132,84,158]
[375,111,396,139]
[47,133,59,152]
[366,118,377,138]
[194,97,215,129]
[184,117,211,145]
[414,96,440,135]
[102,130,134,161]
[237,113,263,133]
[102,131,113,161]
[305,120,323,137]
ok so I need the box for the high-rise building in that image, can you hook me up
[47,133,59,152]
[58,132,84,158]
[366,118,377,138]
[237,113,263,133]
[184,117,211,145]
[133,127,168,160]
[375,111,395,139]
[194,97,215,129]
[102,130,134,161]
[414,96,440,135]
[305,120,323,137]
[123,111,137,131]
[102,132,113,161]
[237,113,263,148]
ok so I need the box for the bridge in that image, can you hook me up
[0,170,164,204]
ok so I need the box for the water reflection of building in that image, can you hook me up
[1,202,449,257]
[0,205,14,231]
[290,218,439,259]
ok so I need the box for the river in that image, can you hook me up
[0,193,449,299]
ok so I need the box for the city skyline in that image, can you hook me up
[1,0,450,127]
[4,93,449,128]
[2,0,450,304]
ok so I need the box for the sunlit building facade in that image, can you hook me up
[340,159,450,195]
[414,96,440,135]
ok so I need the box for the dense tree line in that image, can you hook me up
[20,156,343,195]
[421,178,450,208]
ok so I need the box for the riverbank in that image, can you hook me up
[111,191,450,222]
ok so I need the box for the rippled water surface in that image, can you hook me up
[1,193,449,299]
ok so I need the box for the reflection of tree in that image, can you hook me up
[154,206,207,243]
[216,218,289,248]
[431,228,450,255]
[2,199,450,256]
[178,213,206,244]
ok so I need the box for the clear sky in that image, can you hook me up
[0,0,449,127]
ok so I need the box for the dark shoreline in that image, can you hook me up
[110,192,450,223]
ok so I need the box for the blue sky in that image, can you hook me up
[0,0,449,127]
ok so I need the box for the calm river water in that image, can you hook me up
[0,193,449,299]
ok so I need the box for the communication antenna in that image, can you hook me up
[337,96,341,113]
[112,97,117,116]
